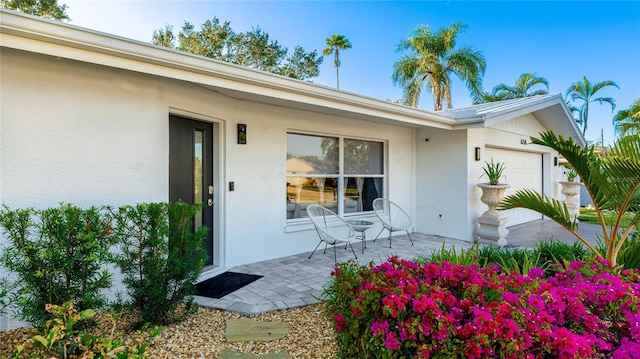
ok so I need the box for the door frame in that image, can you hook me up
[169,108,225,278]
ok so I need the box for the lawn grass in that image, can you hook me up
[578,207,635,228]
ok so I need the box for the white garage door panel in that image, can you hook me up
[485,147,543,226]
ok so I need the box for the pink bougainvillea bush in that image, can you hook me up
[323,256,640,358]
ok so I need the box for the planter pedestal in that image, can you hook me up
[476,183,511,247]
[559,181,582,222]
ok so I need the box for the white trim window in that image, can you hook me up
[286,132,384,219]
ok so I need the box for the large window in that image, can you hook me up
[286,133,384,219]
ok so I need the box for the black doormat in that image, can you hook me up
[195,271,263,299]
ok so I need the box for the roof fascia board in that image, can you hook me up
[0,10,455,129]
[483,99,586,146]
[451,121,486,130]
[482,95,561,125]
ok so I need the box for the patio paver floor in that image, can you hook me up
[195,219,602,316]
[196,233,468,315]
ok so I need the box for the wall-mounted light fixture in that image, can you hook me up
[554,157,558,166]
[475,147,481,161]
[237,124,247,144]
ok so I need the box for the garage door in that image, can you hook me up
[485,147,543,226]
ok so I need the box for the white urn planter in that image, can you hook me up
[476,183,511,246]
[559,181,582,221]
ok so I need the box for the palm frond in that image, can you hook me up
[501,189,601,256]
[613,99,640,136]
[531,131,596,184]
[528,89,550,96]
[593,96,617,111]
[392,56,419,85]
[501,189,575,229]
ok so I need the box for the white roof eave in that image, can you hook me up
[0,9,456,129]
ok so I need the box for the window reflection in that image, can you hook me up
[286,133,384,219]
[286,133,338,174]
[194,130,203,229]
[344,140,383,174]
[286,178,338,219]
[344,177,383,212]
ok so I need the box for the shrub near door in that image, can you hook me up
[0,204,113,327]
[111,202,209,326]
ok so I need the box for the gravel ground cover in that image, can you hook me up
[0,304,338,358]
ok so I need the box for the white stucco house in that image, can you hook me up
[1,10,584,282]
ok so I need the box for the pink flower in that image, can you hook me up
[502,291,520,305]
[371,320,389,335]
[385,332,400,350]
[334,314,345,332]
[327,256,640,358]
[527,267,545,279]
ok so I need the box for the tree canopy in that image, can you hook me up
[1,0,69,21]
[392,22,486,110]
[152,18,323,81]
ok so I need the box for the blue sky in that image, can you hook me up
[63,0,640,145]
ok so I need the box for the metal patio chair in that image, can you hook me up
[306,204,358,264]
[372,198,414,248]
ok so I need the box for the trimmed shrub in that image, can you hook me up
[0,204,113,327]
[0,277,14,316]
[112,202,208,325]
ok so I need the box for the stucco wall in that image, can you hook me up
[415,127,473,241]
[221,100,416,269]
[0,48,416,275]
[415,113,566,244]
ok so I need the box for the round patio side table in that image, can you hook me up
[347,220,374,254]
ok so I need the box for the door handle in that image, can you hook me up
[207,198,213,207]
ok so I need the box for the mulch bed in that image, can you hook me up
[0,304,338,358]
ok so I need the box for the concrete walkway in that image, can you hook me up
[506,219,602,248]
[195,220,604,316]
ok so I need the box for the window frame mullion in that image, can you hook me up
[337,137,345,215]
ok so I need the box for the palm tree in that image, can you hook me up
[472,91,506,104]
[492,73,549,99]
[473,73,549,104]
[566,76,619,136]
[392,22,486,110]
[501,131,640,267]
[323,34,351,89]
[613,98,640,138]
